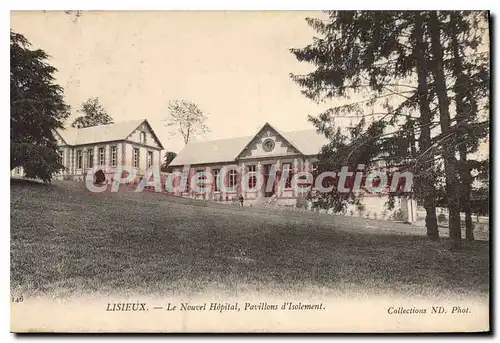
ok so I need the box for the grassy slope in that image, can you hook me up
[10,180,489,298]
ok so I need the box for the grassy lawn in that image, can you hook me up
[10,179,490,299]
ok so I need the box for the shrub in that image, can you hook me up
[393,209,405,221]
[438,213,447,223]
[476,223,486,232]
[296,196,308,209]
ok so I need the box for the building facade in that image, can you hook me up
[169,122,325,206]
[53,119,164,182]
[168,122,417,221]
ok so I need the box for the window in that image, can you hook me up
[87,149,94,168]
[282,163,292,189]
[196,169,206,190]
[76,150,83,169]
[110,146,117,167]
[140,131,146,144]
[213,169,220,192]
[98,148,105,166]
[229,169,237,190]
[247,165,257,189]
[133,148,139,168]
[262,138,275,152]
[147,151,153,168]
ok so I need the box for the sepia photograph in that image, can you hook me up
[9,9,490,333]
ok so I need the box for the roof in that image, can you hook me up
[280,129,329,156]
[56,119,164,149]
[169,123,329,166]
[169,136,253,166]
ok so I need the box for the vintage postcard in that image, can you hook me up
[10,10,490,333]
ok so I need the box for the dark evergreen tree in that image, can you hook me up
[444,11,490,241]
[11,31,70,182]
[71,97,113,128]
[412,11,439,240]
[290,11,489,246]
[290,11,441,238]
[427,11,463,248]
[161,151,177,173]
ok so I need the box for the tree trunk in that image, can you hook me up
[428,12,462,249]
[414,13,439,240]
[449,12,474,241]
[461,154,474,241]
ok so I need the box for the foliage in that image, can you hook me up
[392,209,405,221]
[296,195,308,209]
[166,100,210,144]
[161,151,178,173]
[290,11,489,244]
[11,30,70,182]
[71,97,113,128]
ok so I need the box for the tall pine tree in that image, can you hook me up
[444,11,490,241]
[11,31,70,182]
[290,11,441,238]
[71,97,113,128]
[290,11,489,245]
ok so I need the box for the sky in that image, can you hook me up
[10,10,489,160]
[11,10,334,154]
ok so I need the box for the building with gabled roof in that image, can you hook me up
[169,122,328,167]
[168,122,329,206]
[168,122,417,221]
[53,119,164,182]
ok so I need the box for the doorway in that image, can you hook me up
[263,164,275,197]
[94,169,106,184]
